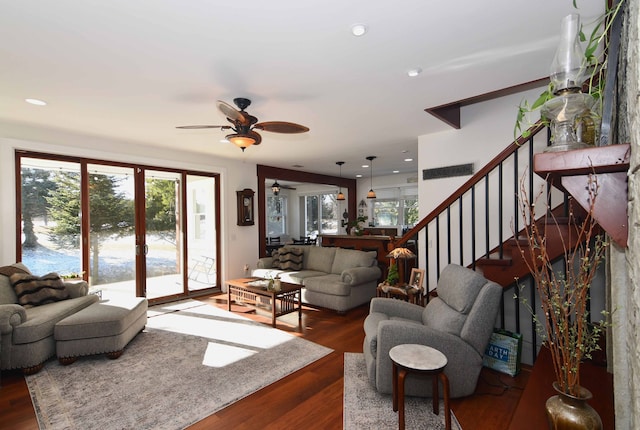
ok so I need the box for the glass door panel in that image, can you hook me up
[144,170,184,299]
[19,158,83,276]
[87,164,136,300]
[186,175,217,291]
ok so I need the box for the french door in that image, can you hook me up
[16,152,220,302]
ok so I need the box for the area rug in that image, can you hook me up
[26,300,332,430]
[343,353,462,430]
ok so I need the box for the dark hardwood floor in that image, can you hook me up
[0,294,529,429]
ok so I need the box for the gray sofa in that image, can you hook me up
[363,264,502,398]
[253,245,381,312]
[0,263,98,373]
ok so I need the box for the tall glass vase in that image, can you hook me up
[545,382,602,430]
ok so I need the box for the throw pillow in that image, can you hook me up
[271,248,281,269]
[10,272,70,308]
[279,247,303,271]
[0,263,31,305]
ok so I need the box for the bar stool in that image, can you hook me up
[389,344,451,430]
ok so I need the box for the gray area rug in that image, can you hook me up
[26,300,332,430]
[343,353,462,430]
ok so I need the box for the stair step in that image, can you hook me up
[476,254,512,267]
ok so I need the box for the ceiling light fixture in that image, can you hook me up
[404,158,414,162]
[272,180,281,196]
[351,23,368,36]
[25,98,47,106]
[226,133,257,151]
[366,156,377,199]
[336,161,346,201]
[356,174,363,178]
[407,68,422,77]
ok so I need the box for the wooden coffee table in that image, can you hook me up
[226,277,302,328]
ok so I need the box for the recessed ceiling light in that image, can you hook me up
[25,98,47,106]
[356,174,363,178]
[362,164,369,168]
[351,24,367,37]
[393,170,400,174]
[220,139,229,143]
[407,68,422,77]
[404,158,414,162]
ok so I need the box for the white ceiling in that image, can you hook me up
[0,0,602,178]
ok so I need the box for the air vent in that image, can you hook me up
[423,163,474,180]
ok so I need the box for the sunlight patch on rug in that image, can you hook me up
[26,300,332,430]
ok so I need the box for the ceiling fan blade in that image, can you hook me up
[216,100,249,124]
[176,125,231,130]
[254,121,309,134]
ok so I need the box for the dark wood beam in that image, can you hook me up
[256,165,357,257]
[425,78,549,128]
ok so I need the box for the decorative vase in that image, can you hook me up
[545,382,602,430]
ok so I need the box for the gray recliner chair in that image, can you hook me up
[363,263,502,398]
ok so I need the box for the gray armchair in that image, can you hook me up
[363,264,502,398]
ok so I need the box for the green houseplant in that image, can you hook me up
[347,216,368,236]
[515,174,608,401]
[385,262,399,286]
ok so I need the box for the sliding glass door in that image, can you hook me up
[144,170,184,299]
[185,174,218,292]
[86,164,136,298]
[16,152,220,303]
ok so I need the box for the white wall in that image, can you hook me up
[418,87,546,215]
[0,121,258,289]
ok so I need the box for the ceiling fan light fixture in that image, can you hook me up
[226,133,256,151]
[272,180,281,196]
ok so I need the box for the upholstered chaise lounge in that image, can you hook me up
[363,264,502,398]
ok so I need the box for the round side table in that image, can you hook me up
[389,344,451,430]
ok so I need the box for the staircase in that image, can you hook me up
[391,121,630,363]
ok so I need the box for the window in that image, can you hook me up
[267,195,287,237]
[373,197,418,227]
[17,152,220,302]
[301,193,338,237]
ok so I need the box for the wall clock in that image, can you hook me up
[236,189,255,226]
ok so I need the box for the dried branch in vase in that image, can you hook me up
[514,172,608,397]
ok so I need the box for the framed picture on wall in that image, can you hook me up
[409,268,425,291]
[236,189,255,226]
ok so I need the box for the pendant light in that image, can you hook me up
[336,161,346,201]
[272,180,281,196]
[366,156,377,199]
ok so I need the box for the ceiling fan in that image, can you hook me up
[176,97,309,151]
